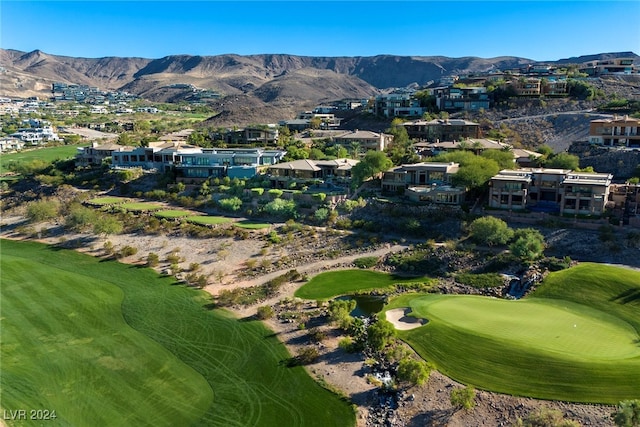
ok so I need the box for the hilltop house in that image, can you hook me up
[402,118,480,142]
[589,115,640,148]
[331,130,394,152]
[267,158,359,188]
[381,162,465,204]
[488,168,613,216]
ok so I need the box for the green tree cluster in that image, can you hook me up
[351,151,393,188]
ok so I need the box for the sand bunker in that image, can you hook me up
[386,308,426,330]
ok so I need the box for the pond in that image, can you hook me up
[338,294,387,317]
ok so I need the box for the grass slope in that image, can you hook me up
[1,145,83,172]
[386,263,640,403]
[295,270,425,300]
[0,239,354,427]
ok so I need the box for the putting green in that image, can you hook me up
[409,295,640,361]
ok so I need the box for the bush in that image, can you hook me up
[515,408,581,427]
[263,198,298,219]
[295,346,319,365]
[147,252,160,267]
[468,216,513,246]
[353,256,378,269]
[312,192,327,203]
[251,188,265,196]
[256,305,274,320]
[397,357,432,386]
[314,208,329,223]
[119,246,138,258]
[26,199,60,222]
[218,196,242,212]
[450,386,476,410]
[268,189,283,199]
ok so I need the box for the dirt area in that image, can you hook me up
[0,209,621,427]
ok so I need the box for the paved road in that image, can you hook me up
[59,127,118,140]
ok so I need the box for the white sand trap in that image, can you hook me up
[386,308,426,330]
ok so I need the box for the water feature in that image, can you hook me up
[337,294,387,317]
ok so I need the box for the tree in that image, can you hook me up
[545,153,579,170]
[26,200,60,222]
[351,151,393,188]
[93,215,123,235]
[452,157,500,190]
[468,216,514,246]
[510,228,545,263]
[367,320,396,351]
[256,305,275,320]
[328,299,356,330]
[218,196,243,212]
[397,357,432,386]
[450,386,476,410]
[481,149,516,170]
[613,400,640,427]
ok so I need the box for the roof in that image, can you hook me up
[334,130,389,140]
[512,148,543,159]
[426,138,509,150]
[403,118,480,126]
[268,159,321,172]
[563,173,613,186]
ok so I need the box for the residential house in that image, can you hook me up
[579,58,637,76]
[175,148,286,182]
[111,141,200,171]
[0,137,25,152]
[419,138,510,156]
[402,118,480,142]
[76,142,131,167]
[488,168,613,215]
[331,130,393,152]
[221,126,279,146]
[374,92,424,117]
[433,87,490,112]
[608,183,640,227]
[511,78,542,96]
[267,158,358,188]
[381,162,465,204]
[588,115,640,148]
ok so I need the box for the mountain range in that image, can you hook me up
[1,49,637,125]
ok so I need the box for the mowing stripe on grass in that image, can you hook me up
[1,240,355,426]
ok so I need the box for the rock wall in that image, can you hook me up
[568,141,640,179]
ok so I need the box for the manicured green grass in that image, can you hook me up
[154,209,192,219]
[86,197,129,206]
[295,270,427,300]
[1,145,83,167]
[0,240,355,427]
[185,215,232,225]
[385,263,640,404]
[120,202,164,212]
[234,220,271,229]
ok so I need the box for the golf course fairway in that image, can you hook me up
[385,263,640,403]
[0,239,354,427]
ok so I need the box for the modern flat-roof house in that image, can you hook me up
[433,87,490,112]
[331,130,394,152]
[579,58,637,76]
[402,118,480,142]
[175,148,286,182]
[111,141,201,171]
[267,158,359,188]
[0,137,25,152]
[588,115,640,148]
[381,162,465,204]
[489,168,613,215]
[107,141,285,181]
[374,93,424,117]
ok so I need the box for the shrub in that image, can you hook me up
[93,215,123,235]
[251,188,265,196]
[397,357,432,386]
[218,196,242,212]
[312,192,327,203]
[353,256,378,269]
[147,252,160,267]
[450,386,476,410]
[26,199,61,222]
[468,216,513,246]
[314,208,329,223]
[268,189,283,199]
[263,198,298,219]
[308,327,327,343]
[515,408,581,427]
[295,346,319,365]
[256,305,274,320]
[118,245,138,258]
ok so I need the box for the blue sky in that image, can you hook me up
[1,1,639,60]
